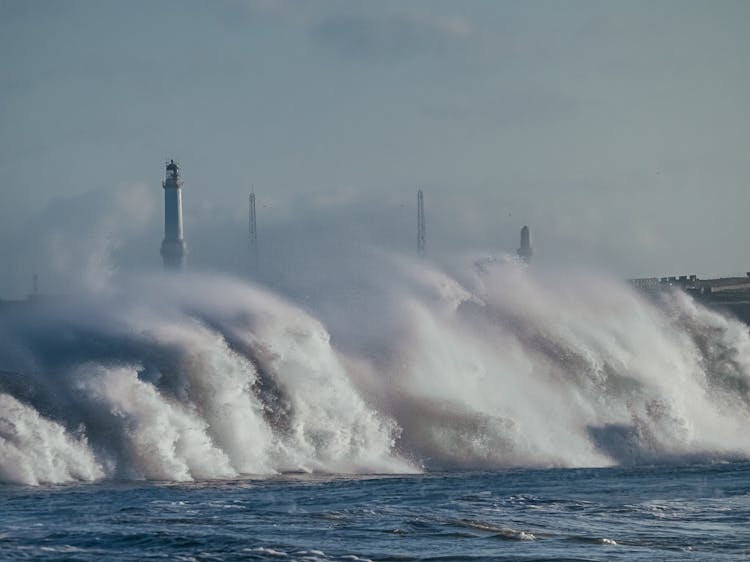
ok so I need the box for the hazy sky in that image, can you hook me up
[1,0,749,296]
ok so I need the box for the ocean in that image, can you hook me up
[2,257,750,559]
[2,463,749,561]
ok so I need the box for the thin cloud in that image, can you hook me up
[311,10,473,61]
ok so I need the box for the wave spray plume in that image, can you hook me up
[1,254,749,485]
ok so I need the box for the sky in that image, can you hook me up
[1,0,749,297]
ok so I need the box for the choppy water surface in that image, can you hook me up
[2,462,749,561]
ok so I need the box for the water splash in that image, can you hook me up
[1,255,749,485]
[0,393,104,486]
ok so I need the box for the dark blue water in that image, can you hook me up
[2,462,748,561]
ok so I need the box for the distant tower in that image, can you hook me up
[248,192,258,272]
[160,159,187,270]
[517,225,533,264]
[417,189,426,257]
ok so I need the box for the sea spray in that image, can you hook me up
[0,393,104,486]
[0,271,411,484]
[74,364,237,481]
[1,254,750,485]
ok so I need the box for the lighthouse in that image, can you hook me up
[517,225,533,264]
[160,159,187,270]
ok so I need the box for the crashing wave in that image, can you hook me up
[1,255,749,485]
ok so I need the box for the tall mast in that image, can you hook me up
[417,189,426,257]
[249,192,258,272]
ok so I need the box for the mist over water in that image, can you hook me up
[1,254,750,486]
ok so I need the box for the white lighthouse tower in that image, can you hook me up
[160,159,187,270]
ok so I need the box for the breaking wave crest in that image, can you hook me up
[1,254,750,485]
